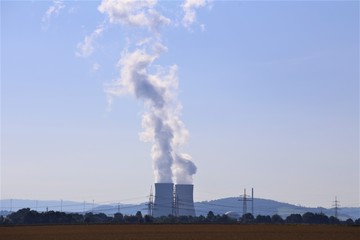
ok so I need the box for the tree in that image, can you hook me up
[124,215,140,223]
[178,215,190,223]
[242,213,254,224]
[345,218,354,225]
[302,212,329,224]
[84,213,110,223]
[285,214,302,224]
[7,208,31,224]
[271,214,284,224]
[314,213,329,224]
[144,214,154,223]
[302,212,315,224]
[255,215,271,224]
[23,210,42,224]
[113,213,124,223]
[329,216,340,224]
[206,211,216,223]
[217,214,235,223]
[197,215,206,223]
[135,211,143,223]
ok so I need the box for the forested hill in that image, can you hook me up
[1,198,358,220]
[195,197,359,220]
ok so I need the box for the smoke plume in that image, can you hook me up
[81,0,207,184]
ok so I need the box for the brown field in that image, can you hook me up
[1,224,359,240]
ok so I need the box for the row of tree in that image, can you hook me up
[1,208,359,225]
[240,212,358,225]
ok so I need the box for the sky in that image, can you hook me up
[1,0,359,209]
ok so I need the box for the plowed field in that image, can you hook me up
[1,224,359,240]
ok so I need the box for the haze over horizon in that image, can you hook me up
[1,0,359,208]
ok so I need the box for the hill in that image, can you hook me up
[195,197,359,220]
[1,198,358,220]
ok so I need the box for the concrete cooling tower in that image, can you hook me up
[153,183,174,217]
[175,184,196,217]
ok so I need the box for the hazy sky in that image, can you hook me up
[1,0,359,208]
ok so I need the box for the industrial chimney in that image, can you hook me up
[175,184,196,217]
[153,183,174,217]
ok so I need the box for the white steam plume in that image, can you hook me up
[84,0,207,184]
[105,39,196,184]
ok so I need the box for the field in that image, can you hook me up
[1,224,359,240]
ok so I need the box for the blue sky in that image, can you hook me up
[1,0,359,208]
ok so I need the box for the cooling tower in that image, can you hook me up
[175,184,196,217]
[153,183,174,217]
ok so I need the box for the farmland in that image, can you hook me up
[1,224,359,240]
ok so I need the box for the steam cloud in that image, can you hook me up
[79,0,206,184]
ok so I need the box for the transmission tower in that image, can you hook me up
[332,196,340,219]
[146,185,154,216]
[172,194,179,217]
[239,188,254,216]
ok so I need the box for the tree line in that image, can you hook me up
[0,208,359,225]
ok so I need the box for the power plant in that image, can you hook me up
[175,184,196,217]
[152,183,196,217]
[153,183,175,217]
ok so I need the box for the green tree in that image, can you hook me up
[285,214,302,224]
[345,218,354,225]
[242,213,254,223]
[113,213,124,223]
[144,214,154,223]
[329,216,340,224]
[271,214,284,224]
[7,208,31,224]
[302,212,315,224]
[255,215,271,224]
[206,211,216,223]
[135,211,143,223]
[124,215,139,223]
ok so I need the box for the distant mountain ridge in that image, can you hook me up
[1,198,359,220]
[195,197,359,220]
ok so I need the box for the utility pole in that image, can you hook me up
[92,200,95,213]
[118,203,120,213]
